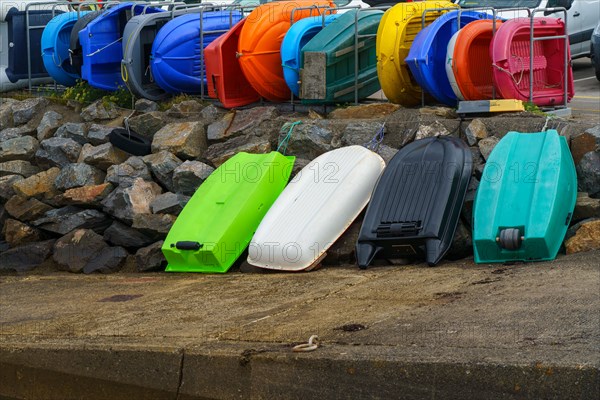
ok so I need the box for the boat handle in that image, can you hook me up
[172,241,203,251]
[573,11,580,16]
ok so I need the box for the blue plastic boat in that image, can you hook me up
[79,2,163,91]
[405,11,493,106]
[281,14,339,97]
[150,11,243,95]
[42,12,89,87]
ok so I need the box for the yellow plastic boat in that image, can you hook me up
[376,1,458,106]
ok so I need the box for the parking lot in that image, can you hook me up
[572,57,600,120]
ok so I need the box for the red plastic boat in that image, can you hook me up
[491,17,574,106]
[204,18,260,108]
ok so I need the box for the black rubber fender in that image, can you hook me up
[498,228,522,250]
[109,128,152,156]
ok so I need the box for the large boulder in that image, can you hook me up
[279,122,333,160]
[0,136,39,162]
[135,241,167,272]
[59,183,114,207]
[573,192,600,221]
[87,124,114,145]
[565,219,600,254]
[80,100,120,122]
[78,142,129,171]
[105,156,153,188]
[12,97,49,125]
[172,160,214,196]
[54,163,106,191]
[35,137,82,169]
[126,111,169,137]
[0,175,23,203]
[576,151,600,197]
[166,100,203,118]
[134,98,159,113]
[103,221,155,248]
[152,121,207,160]
[12,167,60,200]
[464,119,488,146]
[207,106,278,142]
[328,103,400,120]
[0,239,55,272]
[2,218,41,247]
[55,122,88,145]
[0,124,37,141]
[36,110,63,141]
[101,178,163,223]
[142,151,183,192]
[150,192,189,215]
[203,135,271,167]
[0,160,40,178]
[131,213,176,240]
[4,196,53,222]
[478,136,499,161]
[32,206,111,235]
[570,125,600,164]
[52,229,108,273]
[83,246,128,274]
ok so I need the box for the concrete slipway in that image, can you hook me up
[0,251,598,399]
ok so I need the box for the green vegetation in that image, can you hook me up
[60,80,134,109]
[523,101,546,116]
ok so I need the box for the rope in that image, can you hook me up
[277,121,302,155]
[364,122,385,152]
[293,335,319,352]
[86,37,123,57]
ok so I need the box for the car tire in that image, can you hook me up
[109,128,152,156]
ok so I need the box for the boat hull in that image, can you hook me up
[473,130,577,263]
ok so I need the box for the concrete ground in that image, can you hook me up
[571,58,600,120]
[1,251,599,399]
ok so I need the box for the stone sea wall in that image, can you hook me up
[0,97,599,273]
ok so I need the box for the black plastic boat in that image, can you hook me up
[68,11,101,76]
[356,136,472,268]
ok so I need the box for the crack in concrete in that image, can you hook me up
[175,349,185,400]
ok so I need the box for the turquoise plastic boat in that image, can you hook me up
[473,130,577,263]
[162,152,295,273]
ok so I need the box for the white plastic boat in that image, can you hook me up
[247,145,385,271]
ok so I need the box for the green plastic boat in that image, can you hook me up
[300,9,383,104]
[473,130,577,263]
[162,152,295,273]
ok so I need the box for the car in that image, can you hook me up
[592,22,600,80]
[455,0,600,59]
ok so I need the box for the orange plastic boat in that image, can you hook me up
[205,18,260,108]
[238,0,334,102]
[448,19,503,101]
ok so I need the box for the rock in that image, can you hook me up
[36,110,63,141]
[341,121,384,147]
[0,241,7,253]
[0,175,23,203]
[105,156,152,188]
[53,229,108,273]
[281,122,333,160]
[0,101,15,130]
[570,125,600,164]
[87,124,113,145]
[132,213,176,240]
[291,158,310,178]
[142,151,183,191]
[376,145,398,164]
[12,97,49,125]
[200,104,223,123]
[1,124,37,141]
[103,221,155,248]
[0,160,40,178]
[83,246,128,274]
[54,163,106,191]
[419,106,457,119]
[172,160,214,195]
[415,121,450,141]
[35,137,82,169]
[55,122,88,145]
[329,103,400,119]
[0,136,39,162]
[2,218,41,247]
[565,219,600,254]
[323,221,361,264]
[150,192,189,215]
[81,100,120,122]
[204,135,271,167]
[4,196,53,221]
[78,142,128,171]
[308,109,324,119]
[33,206,111,235]
[101,178,163,223]
[126,111,169,137]
[0,240,55,272]
[462,177,479,224]
[464,118,488,146]
[573,192,600,222]
[576,151,600,197]
[152,121,207,159]
[207,107,278,142]
[445,220,473,260]
[478,136,499,161]
[135,241,167,272]
[470,147,485,179]
[12,168,60,199]
[59,183,114,207]
[167,100,203,118]
[135,98,159,113]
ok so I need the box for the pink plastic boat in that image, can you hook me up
[491,17,574,106]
